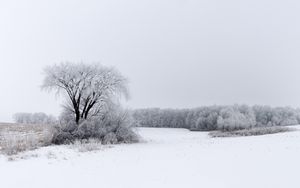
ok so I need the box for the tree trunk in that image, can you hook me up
[75,110,80,124]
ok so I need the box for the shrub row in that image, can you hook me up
[52,108,139,145]
[209,126,294,138]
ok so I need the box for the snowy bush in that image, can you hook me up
[103,133,118,145]
[116,127,139,143]
[51,131,74,145]
[52,106,139,145]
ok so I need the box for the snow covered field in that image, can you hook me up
[1,126,300,188]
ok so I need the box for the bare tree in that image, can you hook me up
[42,63,129,124]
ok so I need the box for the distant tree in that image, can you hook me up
[42,63,129,124]
[13,113,31,124]
[253,105,274,126]
[272,107,298,126]
[190,106,221,130]
[13,112,57,124]
[217,105,256,130]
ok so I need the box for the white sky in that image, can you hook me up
[1,0,300,122]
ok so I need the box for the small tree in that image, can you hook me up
[42,63,129,124]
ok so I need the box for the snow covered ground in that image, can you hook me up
[1,126,300,188]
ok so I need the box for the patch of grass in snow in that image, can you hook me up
[0,123,54,156]
[70,139,103,153]
[209,126,295,138]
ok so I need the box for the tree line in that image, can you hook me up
[13,112,57,125]
[132,105,300,131]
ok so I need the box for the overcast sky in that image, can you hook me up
[0,0,300,122]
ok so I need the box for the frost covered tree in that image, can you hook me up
[252,105,274,126]
[217,105,256,130]
[271,107,298,126]
[42,63,129,124]
[253,106,299,126]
